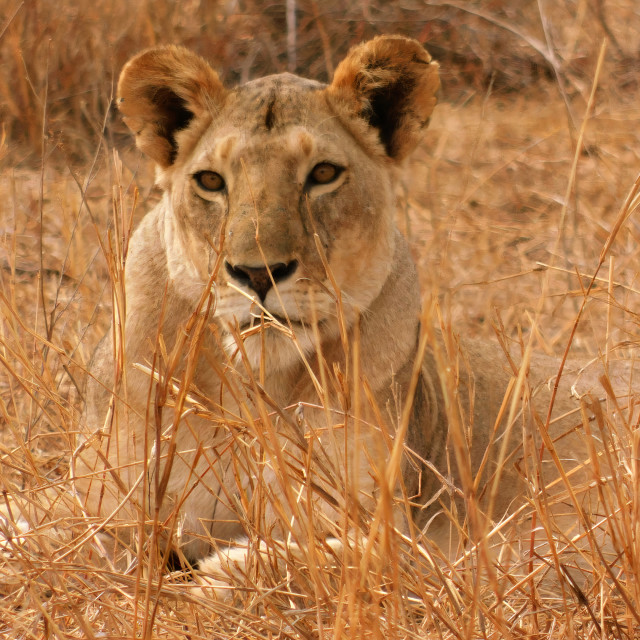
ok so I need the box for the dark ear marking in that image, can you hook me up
[363,75,416,157]
[264,92,277,131]
[148,87,194,164]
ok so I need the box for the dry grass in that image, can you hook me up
[1,1,640,638]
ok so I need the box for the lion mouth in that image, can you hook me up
[238,314,305,334]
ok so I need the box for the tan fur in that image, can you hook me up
[76,37,633,590]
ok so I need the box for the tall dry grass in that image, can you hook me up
[1,1,640,638]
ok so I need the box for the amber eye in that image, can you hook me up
[194,171,225,192]
[308,162,342,186]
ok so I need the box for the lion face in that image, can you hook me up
[172,75,400,370]
[118,37,439,371]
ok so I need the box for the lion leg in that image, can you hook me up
[195,537,345,601]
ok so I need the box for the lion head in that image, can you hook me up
[118,36,439,373]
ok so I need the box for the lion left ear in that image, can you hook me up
[326,36,440,161]
[118,46,227,167]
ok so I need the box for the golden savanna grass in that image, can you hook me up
[1,1,640,638]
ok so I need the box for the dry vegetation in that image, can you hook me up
[1,0,640,638]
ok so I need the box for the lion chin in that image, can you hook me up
[222,318,317,375]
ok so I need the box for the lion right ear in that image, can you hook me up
[117,46,226,167]
[326,36,439,161]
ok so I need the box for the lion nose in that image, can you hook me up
[225,260,298,302]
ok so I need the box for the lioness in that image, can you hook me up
[77,36,630,591]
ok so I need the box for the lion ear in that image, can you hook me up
[117,46,226,167]
[327,36,439,161]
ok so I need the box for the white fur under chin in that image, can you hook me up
[221,322,319,375]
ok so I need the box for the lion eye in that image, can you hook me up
[308,162,342,186]
[194,171,225,192]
